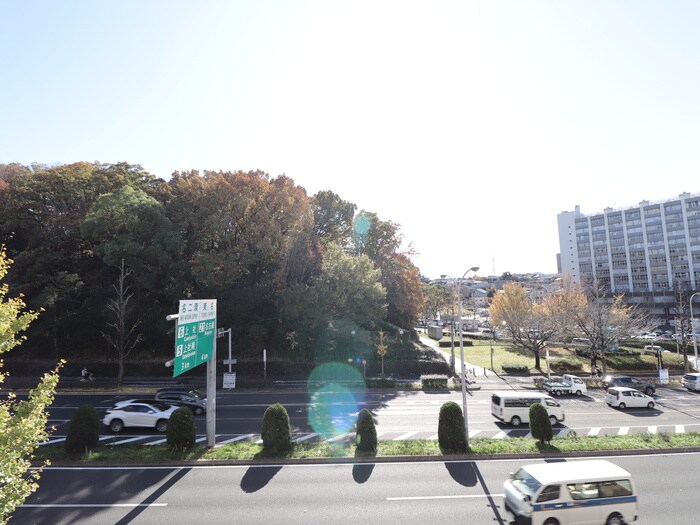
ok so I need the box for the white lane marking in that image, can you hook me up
[107,436,149,446]
[218,434,256,444]
[618,427,629,436]
[676,425,685,433]
[648,426,657,434]
[145,438,167,446]
[588,427,601,436]
[468,430,481,438]
[294,433,319,443]
[394,431,418,440]
[388,493,505,501]
[493,431,507,439]
[427,434,438,440]
[21,503,167,508]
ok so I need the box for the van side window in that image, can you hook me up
[567,482,599,500]
[545,399,559,407]
[568,480,632,500]
[536,484,560,503]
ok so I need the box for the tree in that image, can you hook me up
[380,253,424,330]
[489,282,557,370]
[1,247,61,523]
[311,190,356,247]
[376,330,389,378]
[421,283,451,321]
[100,259,142,387]
[529,403,553,445]
[558,279,648,375]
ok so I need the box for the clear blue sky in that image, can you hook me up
[2,1,699,279]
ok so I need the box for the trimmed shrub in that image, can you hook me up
[438,401,467,454]
[529,403,553,444]
[420,374,449,389]
[261,403,292,455]
[501,363,529,375]
[355,408,377,455]
[167,407,196,451]
[65,404,100,456]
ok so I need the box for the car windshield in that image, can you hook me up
[511,468,541,498]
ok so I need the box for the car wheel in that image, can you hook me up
[110,419,124,433]
[549,415,558,426]
[575,390,583,396]
[194,407,204,416]
[543,519,560,525]
[618,402,626,409]
[511,416,522,427]
[606,513,623,525]
[644,387,654,396]
[554,390,561,396]
[156,419,168,433]
[647,401,655,409]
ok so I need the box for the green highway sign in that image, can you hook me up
[173,299,217,377]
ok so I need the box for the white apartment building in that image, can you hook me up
[557,192,700,319]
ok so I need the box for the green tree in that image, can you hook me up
[437,401,467,454]
[65,405,100,457]
[529,403,553,445]
[311,190,356,247]
[0,247,61,523]
[355,408,377,455]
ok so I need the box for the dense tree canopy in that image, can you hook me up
[0,162,424,367]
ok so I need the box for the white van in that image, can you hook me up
[504,459,638,525]
[491,391,565,427]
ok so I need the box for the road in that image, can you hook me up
[39,382,700,446]
[10,453,695,524]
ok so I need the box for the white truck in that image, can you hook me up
[541,374,587,396]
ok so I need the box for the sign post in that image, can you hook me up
[168,299,217,447]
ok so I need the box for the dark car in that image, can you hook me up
[602,375,656,395]
[155,388,207,415]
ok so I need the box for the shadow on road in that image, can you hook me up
[115,468,191,525]
[352,463,375,483]
[444,461,477,486]
[240,465,283,493]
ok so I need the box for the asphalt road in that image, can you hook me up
[10,453,696,524]
[40,383,700,445]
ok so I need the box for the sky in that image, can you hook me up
[2,1,700,280]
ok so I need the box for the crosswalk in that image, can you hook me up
[40,422,700,447]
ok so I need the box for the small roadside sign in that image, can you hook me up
[223,372,236,389]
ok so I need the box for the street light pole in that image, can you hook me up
[457,266,479,450]
[691,292,700,369]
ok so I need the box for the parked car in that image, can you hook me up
[602,375,656,395]
[102,400,178,433]
[155,388,207,415]
[605,387,656,409]
[682,373,700,392]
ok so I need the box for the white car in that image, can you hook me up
[605,387,656,409]
[102,400,178,432]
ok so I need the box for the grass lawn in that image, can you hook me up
[36,431,700,464]
[429,335,687,375]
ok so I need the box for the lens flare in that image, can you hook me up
[307,362,365,439]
